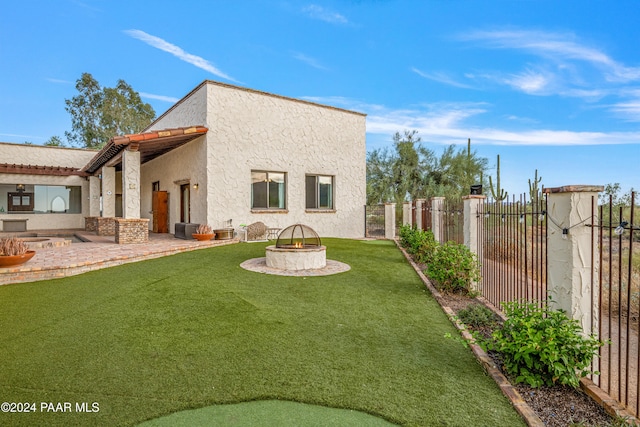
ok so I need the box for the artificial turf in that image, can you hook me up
[0,239,525,426]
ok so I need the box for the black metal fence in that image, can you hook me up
[476,194,548,309]
[591,192,639,416]
[365,204,386,238]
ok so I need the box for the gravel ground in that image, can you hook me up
[440,293,616,427]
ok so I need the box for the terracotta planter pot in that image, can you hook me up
[192,233,215,241]
[0,250,36,268]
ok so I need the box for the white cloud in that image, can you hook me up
[139,92,180,103]
[503,69,550,94]
[609,100,640,122]
[124,30,238,82]
[411,68,473,89]
[302,5,348,24]
[460,29,640,83]
[46,78,73,84]
[292,52,328,70]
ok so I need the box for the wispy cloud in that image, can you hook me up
[411,68,473,89]
[312,96,640,147]
[302,4,348,24]
[124,30,238,82]
[139,92,180,103]
[292,52,328,70]
[502,68,551,94]
[46,78,73,84]
[460,29,640,83]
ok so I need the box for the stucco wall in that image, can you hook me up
[140,138,208,233]
[0,142,96,168]
[144,81,366,238]
[204,82,366,238]
[0,144,94,230]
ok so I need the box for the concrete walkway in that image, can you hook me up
[0,230,239,286]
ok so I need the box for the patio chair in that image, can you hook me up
[246,222,268,241]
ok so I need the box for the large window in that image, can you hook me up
[306,175,334,210]
[251,171,286,210]
[2,184,81,214]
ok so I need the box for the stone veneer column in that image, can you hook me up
[384,202,396,240]
[122,149,141,219]
[545,185,603,336]
[88,175,101,217]
[101,166,116,218]
[115,218,149,244]
[403,202,412,227]
[463,195,485,292]
[431,197,445,244]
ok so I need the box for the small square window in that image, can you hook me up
[306,175,334,209]
[251,171,286,210]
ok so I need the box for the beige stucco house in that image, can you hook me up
[0,80,367,242]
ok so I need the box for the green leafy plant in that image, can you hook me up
[457,304,498,329]
[426,241,480,294]
[487,300,604,388]
[399,225,438,265]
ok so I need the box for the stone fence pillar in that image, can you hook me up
[403,202,412,227]
[431,197,445,244]
[463,195,485,292]
[544,185,603,336]
[384,203,396,240]
[415,199,425,230]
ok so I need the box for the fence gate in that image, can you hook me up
[365,204,385,238]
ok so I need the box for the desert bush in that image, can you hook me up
[486,300,604,388]
[457,304,498,328]
[196,224,213,235]
[399,225,438,265]
[0,236,29,256]
[427,241,480,294]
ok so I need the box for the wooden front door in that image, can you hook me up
[152,191,169,233]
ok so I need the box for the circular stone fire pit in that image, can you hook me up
[266,224,326,270]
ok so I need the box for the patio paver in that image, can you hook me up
[0,230,239,285]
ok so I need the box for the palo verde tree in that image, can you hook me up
[64,73,156,149]
[366,131,487,204]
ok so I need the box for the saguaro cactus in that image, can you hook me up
[489,154,508,201]
[528,169,542,203]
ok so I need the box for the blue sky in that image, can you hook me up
[1,0,639,197]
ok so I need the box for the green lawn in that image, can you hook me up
[0,239,524,426]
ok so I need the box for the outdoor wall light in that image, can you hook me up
[562,228,569,240]
[193,183,199,190]
[16,184,25,192]
[615,221,628,236]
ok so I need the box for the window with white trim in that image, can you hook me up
[306,175,334,209]
[251,171,286,210]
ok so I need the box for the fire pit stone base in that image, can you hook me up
[265,245,326,271]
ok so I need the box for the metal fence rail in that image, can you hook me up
[476,194,548,309]
[592,192,639,416]
[441,199,464,244]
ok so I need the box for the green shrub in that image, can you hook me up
[487,300,604,388]
[426,241,480,294]
[457,304,498,329]
[399,225,437,265]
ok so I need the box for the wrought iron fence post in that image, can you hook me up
[463,195,485,292]
[544,185,604,336]
[384,203,396,240]
[431,197,445,244]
